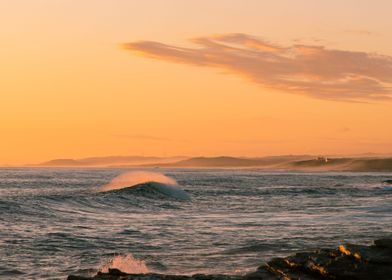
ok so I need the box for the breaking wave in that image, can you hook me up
[99,171,177,192]
[98,171,190,200]
[98,254,149,274]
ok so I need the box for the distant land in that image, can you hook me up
[33,154,392,172]
[36,156,187,167]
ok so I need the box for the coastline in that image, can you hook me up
[6,155,392,173]
[68,238,392,280]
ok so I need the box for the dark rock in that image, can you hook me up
[382,179,392,184]
[68,238,392,280]
[67,276,91,280]
[374,238,392,250]
[108,268,129,276]
[68,272,240,280]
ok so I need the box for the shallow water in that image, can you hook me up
[1,168,392,279]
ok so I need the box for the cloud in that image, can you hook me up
[123,33,392,102]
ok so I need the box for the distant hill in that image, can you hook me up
[38,156,187,167]
[162,155,313,167]
[36,155,392,171]
[286,157,392,172]
[41,159,81,166]
[348,158,392,172]
[287,157,354,170]
[161,156,392,171]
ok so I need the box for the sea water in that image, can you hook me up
[1,168,391,279]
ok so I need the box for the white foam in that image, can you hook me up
[98,171,191,200]
[98,253,149,274]
[99,171,177,192]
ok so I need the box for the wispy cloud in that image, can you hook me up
[123,33,392,102]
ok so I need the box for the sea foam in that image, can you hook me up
[99,171,177,192]
[98,171,190,200]
[98,254,149,274]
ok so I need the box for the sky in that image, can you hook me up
[1,0,392,165]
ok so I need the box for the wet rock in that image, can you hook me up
[251,239,392,280]
[374,238,392,250]
[68,238,392,280]
[67,270,241,280]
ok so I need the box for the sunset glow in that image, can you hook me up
[1,0,392,165]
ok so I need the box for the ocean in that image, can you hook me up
[1,168,391,279]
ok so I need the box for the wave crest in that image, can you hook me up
[98,171,190,200]
[124,182,191,200]
[98,254,149,274]
[99,171,177,192]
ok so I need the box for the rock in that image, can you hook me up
[374,238,392,250]
[67,272,240,280]
[68,238,392,280]
[252,239,392,280]
[68,276,91,280]
[382,179,392,184]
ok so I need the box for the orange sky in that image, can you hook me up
[1,0,392,165]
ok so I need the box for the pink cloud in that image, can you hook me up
[123,33,392,102]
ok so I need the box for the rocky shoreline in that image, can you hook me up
[68,238,392,280]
